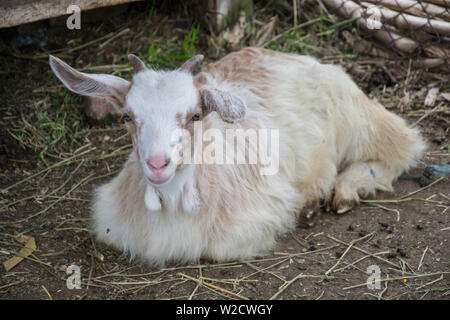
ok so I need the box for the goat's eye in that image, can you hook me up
[123,114,132,122]
[191,113,201,122]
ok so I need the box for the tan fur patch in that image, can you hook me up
[116,155,145,225]
[124,109,137,135]
[199,48,271,91]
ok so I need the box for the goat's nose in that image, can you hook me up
[146,155,170,170]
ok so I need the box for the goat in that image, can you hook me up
[49,47,426,266]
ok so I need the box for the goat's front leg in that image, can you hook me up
[331,160,400,214]
[297,157,336,228]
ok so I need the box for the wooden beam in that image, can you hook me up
[0,0,143,29]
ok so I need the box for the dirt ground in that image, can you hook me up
[0,1,448,300]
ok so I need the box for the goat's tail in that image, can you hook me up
[365,98,427,175]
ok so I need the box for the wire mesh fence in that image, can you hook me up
[321,0,450,70]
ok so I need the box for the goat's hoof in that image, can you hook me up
[332,199,356,215]
[298,202,321,228]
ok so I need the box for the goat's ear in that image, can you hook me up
[199,86,246,123]
[128,54,147,73]
[180,55,204,73]
[49,55,130,111]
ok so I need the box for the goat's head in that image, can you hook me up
[49,54,246,187]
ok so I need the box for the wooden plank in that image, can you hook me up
[0,0,143,28]
[214,0,253,31]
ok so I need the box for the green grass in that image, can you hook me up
[146,0,155,26]
[268,31,316,55]
[146,23,200,69]
[266,10,358,57]
[11,88,84,164]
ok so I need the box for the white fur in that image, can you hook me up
[50,48,426,267]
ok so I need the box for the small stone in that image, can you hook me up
[397,248,407,257]
[388,252,397,259]
[380,222,388,230]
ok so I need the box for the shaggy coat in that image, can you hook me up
[50,48,426,266]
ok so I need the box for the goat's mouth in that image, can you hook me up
[147,174,173,186]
